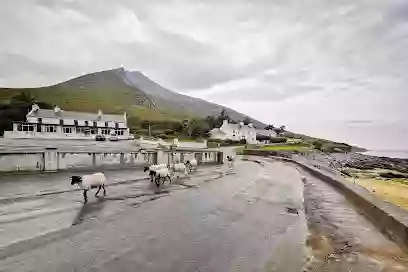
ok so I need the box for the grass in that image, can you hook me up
[260,144,311,152]
[0,87,193,123]
[345,168,408,210]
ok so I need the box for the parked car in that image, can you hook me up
[109,131,118,141]
[95,135,106,141]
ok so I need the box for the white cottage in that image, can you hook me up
[4,104,131,140]
[210,120,257,144]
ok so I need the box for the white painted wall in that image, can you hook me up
[0,153,43,172]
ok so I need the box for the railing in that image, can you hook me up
[0,147,223,173]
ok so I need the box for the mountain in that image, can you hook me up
[0,68,266,126]
[122,70,266,127]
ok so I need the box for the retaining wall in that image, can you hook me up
[271,156,408,250]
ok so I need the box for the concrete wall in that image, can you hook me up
[0,153,43,172]
[0,148,222,173]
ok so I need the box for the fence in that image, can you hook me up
[0,147,222,173]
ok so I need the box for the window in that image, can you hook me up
[59,119,64,126]
[90,128,98,135]
[105,121,109,127]
[93,121,97,127]
[76,127,85,134]
[116,130,124,136]
[18,123,34,132]
[115,123,119,129]
[37,118,42,123]
[84,121,89,127]
[101,129,110,135]
[45,125,56,133]
[74,120,78,126]
[63,127,72,134]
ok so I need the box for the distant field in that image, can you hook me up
[261,144,311,152]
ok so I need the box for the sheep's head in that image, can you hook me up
[71,176,82,185]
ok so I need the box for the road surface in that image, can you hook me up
[0,157,407,271]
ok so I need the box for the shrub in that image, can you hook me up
[269,137,287,143]
[208,138,223,143]
[157,134,172,140]
[239,139,247,144]
[313,141,323,150]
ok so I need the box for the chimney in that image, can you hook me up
[54,105,61,116]
[97,109,103,120]
[32,103,40,112]
[222,119,228,126]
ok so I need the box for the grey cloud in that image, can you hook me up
[1,0,408,149]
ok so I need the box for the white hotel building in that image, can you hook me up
[4,104,131,140]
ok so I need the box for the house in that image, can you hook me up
[209,120,257,144]
[3,104,131,140]
[256,129,278,144]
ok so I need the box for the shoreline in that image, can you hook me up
[303,151,408,173]
[302,151,408,210]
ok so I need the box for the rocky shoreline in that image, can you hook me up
[303,152,408,174]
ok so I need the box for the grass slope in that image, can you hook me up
[0,68,191,121]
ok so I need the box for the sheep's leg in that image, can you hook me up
[95,185,101,197]
[83,190,88,203]
[154,176,160,187]
[167,175,172,184]
[102,184,106,196]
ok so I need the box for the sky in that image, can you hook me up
[1,0,407,150]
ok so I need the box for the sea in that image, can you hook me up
[288,121,408,159]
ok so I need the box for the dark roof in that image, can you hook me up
[256,129,277,136]
[28,109,125,122]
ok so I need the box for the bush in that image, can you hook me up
[208,138,223,143]
[239,139,247,144]
[269,137,287,143]
[313,141,323,150]
[157,134,173,140]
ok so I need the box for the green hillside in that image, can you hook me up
[0,68,191,122]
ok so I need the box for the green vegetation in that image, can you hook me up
[261,144,311,152]
[0,91,53,136]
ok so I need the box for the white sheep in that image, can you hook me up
[152,168,172,187]
[185,158,198,172]
[226,156,234,170]
[70,172,107,203]
[170,162,189,178]
[144,164,168,182]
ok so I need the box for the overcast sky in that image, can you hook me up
[1,0,407,150]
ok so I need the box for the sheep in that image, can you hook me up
[185,159,198,172]
[144,164,168,183]
[226,156,235,170]
[151,168,172,187]
[170,162,189,178]
[70,172,107,203]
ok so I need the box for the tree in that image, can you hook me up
[242,116,251,125]
[275,125,287,136]
[264,124,275,130]
[220,109,229,119]
[11,91,35,104]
